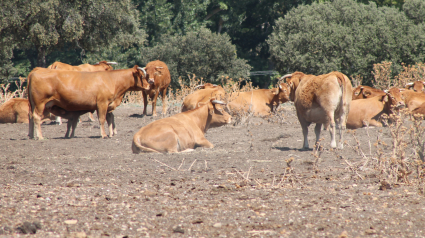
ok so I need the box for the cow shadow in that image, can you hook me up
[129,114,147,118]
[272,146,313,152]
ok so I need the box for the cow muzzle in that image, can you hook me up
[396,102,405,109]
[148,78,155,84]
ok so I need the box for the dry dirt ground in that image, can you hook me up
[0,103,424,237]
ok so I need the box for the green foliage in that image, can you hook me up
[0,0,145,82]
[268,0,425,84]
[403,0,425,25]
[139,27,252,87]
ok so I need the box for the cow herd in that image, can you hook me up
[1,60,425,153]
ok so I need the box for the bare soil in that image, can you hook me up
[0,104,424,237]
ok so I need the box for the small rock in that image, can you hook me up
[64,219,78,225]
[192,219,203,224]
[66,231,87,238]
[379,181,391,190]
[173,225,184,234]
[6,166,15,170]
[338,230,348,238]
[213,223,222,228]
[16,222,37,234]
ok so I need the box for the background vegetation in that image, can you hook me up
[1,0,423,87]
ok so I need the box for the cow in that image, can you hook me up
[346,88,405,129]
[47,61,117,71]
[27,66,149,140]
[282,71,352,149]
[352,85,386,100]
[400,89,425,111]
[181,83,226,112]
[47,61,117,123]
[0,98,55,124]
[132,99,231,154]
[405,81,425,92]
[142,60,171,117]
[227,83,291,116]
[49,105,95,138]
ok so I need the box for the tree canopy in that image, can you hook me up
[268,0,425,83]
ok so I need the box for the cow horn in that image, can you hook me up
[194,84,204,89]
[279,84,282,89]
[384,90,389,93]
[106,62,118,65]
[156,66,163,69]
[137,67,147,77]
[213,84,218,87]
[280,74,292,80]
[405,82,414,87]
[211,100,226,105]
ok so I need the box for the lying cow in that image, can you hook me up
[181,83,226,112]
[282,71,352,149]
[47,61,117,71]
[352,85,386,100]
[227,83,291,116]
[346,88,405,129]
[401,89,425,111]
[132,99,231,153]
[47,61,117,123]
[142,60,171,116]
[28,66,149,139]
[405,81,425,92]
[0,98,55,124]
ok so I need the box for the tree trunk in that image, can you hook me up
[36,45,46,68]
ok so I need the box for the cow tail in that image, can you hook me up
[132,137,160,153]
[27,73,33,119]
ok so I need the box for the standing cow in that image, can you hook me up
[282,71,352,149]
[142,60,171,116]
[28,66,149,139]
[47,61,117,123]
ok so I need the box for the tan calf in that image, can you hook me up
[182,83,226,112]
[132,99,231,154]
[347,88,405,129]
[142,60,171,116]
[405,81,425,92]
[352,85,386,100]
[227,83,291,116]
[0,98,55,124]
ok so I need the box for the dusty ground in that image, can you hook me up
[0,103,424,237]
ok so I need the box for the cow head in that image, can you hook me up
[205,99,232,128]
[383,88,405,112]
[405,81,425,92]
[94,61,117,71]
[281,72,305,101]
[352,85,386,100]
[134,66,150,90]
[274,82,291,104]
[145,65,164,84]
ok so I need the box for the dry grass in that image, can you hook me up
[372,61,425,89]
[0,77,26,104]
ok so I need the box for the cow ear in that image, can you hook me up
[363,91,371,97]
[383,95,388,103]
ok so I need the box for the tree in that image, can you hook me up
[268,0,425,84]
[403,0,425,25]
[139,27,252,86]
[0,0,145,81]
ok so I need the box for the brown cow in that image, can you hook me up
[405,81,425,92]
[0,98,55,124]
[47,61,117,71]
[142,60,171,116]
[282,71,352,149]
[181,83,226,112]
[132,99,231,154]
[400,89,425,111]
[28,66,149,140]
[47,61,117,123]
[346,88,405,129]
[352,85,386,100]
[49,105,95,138]
[227,83,291,116]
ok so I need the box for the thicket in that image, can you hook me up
[1,0,424,87]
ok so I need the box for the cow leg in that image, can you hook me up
[97,106,108,138]
[328,113,337,148]
[298,118,311,149]
[28,115,35,138]
[142,91,148,116]
[314,123,322,148]
[64,118,72,138]
[55,116,62,125]
[195,136,214,149]
[151,88,160,117]
[161,87,168,115]
[69,116,80,138]
[32,108,45,140]
[367,119,383,127]
[88,112,95,122]
[106,112,115,137]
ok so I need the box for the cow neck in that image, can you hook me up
[184,103,211,133]
[112,69,135,96]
